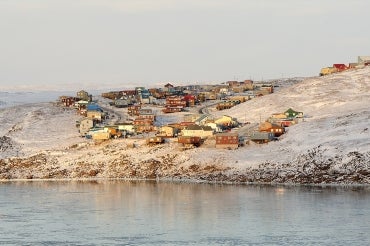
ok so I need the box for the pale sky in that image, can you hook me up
[0,0,369,91]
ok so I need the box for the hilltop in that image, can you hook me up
[0,67,369,184]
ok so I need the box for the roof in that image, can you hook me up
[215,133,239,137]
[185,125,213,131]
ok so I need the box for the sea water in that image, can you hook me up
[0,181,369,245]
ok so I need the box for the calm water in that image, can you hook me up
[0,181,369,245]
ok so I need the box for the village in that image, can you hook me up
[58,78,305,150]
[56,55,370,153]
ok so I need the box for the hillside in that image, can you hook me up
[1,67,369,183]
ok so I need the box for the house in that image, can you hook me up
[215,133,242,149]
[181,125,214,139]
[250,131,275,144]
[205,122,223,133]
[259,121,285,137]
[114,99,130,108]
[138,109,156,122]
[333,64,349,72]
[77,90,91,101]
[243,80,254,90]
[59,96,80,107]
[215,115,238,128]
[133,118,155,133]
[163,83,174,93]
[183,94,196,107]
[79,118,94,136]
[271,113,287,119]
[87,111,104,122]
[194,114,212,126]
[128,105,141,116]
[157,125,179,138]
[216,101,235,110]
[284,108,304,118]
[116,123,136,136]
[183,114,200,123]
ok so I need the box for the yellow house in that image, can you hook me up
[215,115,238,127]
[271,113,287,119]
[157,125,179,137]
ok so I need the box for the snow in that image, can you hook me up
[0,67,369,183]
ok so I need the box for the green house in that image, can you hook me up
[284,108,303,118]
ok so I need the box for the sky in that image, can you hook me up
[0,0,369,91]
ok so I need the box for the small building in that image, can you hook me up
[259,121,285,137]
[183,114,200,123]
[92,131,111,141]
[250,131,275,144]
[59,96,80,107]
[87,111,103,122]
[216,101,235,110]
[181,125,214,139]
[114,99,130,108]
[205,122,223,133]
[284,108,304,118]
[157,125,179,138]
[178,136,202,148]
[87,104,103,112]
[215,133,241,150]
[79,118,94,136]
[271,113,287,119]
[164,83,174,92]
[116,123,136,136]
[333,64,349,72]
[138,110,156,122]
[128,105,141,116]
[77,90,91,101]
[215,115,238,128]
[146,136,165,146]
[194,114,212,126]
[133,118,155,133]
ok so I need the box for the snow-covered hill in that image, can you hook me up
[0,67,369,183]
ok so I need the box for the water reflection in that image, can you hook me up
[1,181,370,245]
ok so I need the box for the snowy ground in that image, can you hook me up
[0,67,369,183]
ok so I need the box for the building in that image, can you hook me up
[79,118,94,136]
[157,125,179,137]
[77,90,91,101]
[250,131,275,144]
[215,115,238,128]
[215,133,241,149]
[284,108,304,118]
[259,121,285,137]
[181,125,214,139]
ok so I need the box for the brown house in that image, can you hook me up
[259,121,285,137]
[215,133,241,149]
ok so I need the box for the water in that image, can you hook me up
[1,181,370,245]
